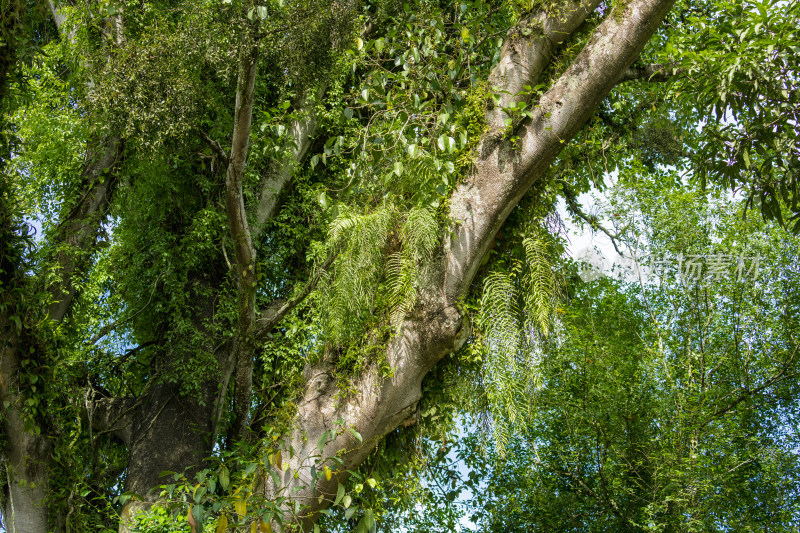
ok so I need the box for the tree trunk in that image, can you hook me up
[117,382,220,533]
[2,407,50,533]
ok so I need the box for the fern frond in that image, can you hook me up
[522,235,558,337]
[401,206,438,260]
[476,226,562,455]
[478,269,527,455]
[386,206,439,329]
[318,204,397,342]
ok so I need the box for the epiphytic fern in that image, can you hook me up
[386,206,439,328]
[478,267,526,454]
[320,204,396,343]
[319,202,440,344]
[477,226,561,454]
[523,231,559,338]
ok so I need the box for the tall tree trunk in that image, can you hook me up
[117,381,219,533]
[226,47,260,442]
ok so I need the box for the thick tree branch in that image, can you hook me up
[266,0,678,529]
[251,89,323,240]
[84,395,139,446]
[446,0,676,302]
[47,135,122,323]
[486,0,604,131]
[47,0,68,33]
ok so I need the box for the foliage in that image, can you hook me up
[3,0,800,532]
[453,180,800,532]
[665,0,800,229]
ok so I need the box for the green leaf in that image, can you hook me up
[318,191,330,209]
[334,483,345,506]
[219,466,230,491]
[365,509,375,531]
[349,428,363,443]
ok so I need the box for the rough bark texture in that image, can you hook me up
[0,340,50,533]
[486,0,604,131]
[114,381,219,533]
[125,384,217,499]
[262,0,677,528]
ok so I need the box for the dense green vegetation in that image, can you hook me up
[1,0,799,531]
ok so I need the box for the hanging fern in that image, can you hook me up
[476,226,561,455]
[319,204,396,343]
[318,203,440,347]
[386,206,439,328]
[478,267,526,455]
[523,232,559,338]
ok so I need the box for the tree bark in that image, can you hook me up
[251,90,323,240]
[0,343,50,533]
[263,0,677,528]
[47,136,122,322]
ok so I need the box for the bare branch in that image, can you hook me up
[199,131,230,168]
[617,63,683,83]
[562,184,628,256]
[254,254,336,340]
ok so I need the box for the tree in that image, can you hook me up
[3,0,796,531]
[463,183,800,531]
